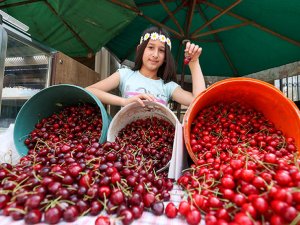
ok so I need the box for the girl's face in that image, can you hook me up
[141,39,166,74]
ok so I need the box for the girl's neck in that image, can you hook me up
[139,68,159,80]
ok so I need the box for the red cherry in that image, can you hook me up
[63,206,79,222]
[143,193,156,208]
[24,209,42,224]
[186,209,201,225]
[178,201,191,216]
[95,215,110,225]
[165,202,178,218]
[184,57,190,65]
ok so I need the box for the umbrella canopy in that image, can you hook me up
[0,0,137,57]
[106,0,300,77]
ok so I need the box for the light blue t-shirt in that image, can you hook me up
[118,68,179,105]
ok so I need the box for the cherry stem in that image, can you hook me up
[290,212,300,225]
[0,164,19,178]
[12,178,30,195]
[239,148,275,174]
[44,196,62,211]
[7,207,26,214]
[116,182,131,197]
[32,171,42,181]
[11,191,36,202]
[80,208,91,217]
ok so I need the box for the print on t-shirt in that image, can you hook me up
[124,85,167,105]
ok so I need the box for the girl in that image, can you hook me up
[86,26,206,107]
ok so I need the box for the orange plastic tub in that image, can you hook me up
[183,78,300,163]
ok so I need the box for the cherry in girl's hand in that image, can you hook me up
[183,41,202,65]
[183,40,192,65]
[184,56,191,65]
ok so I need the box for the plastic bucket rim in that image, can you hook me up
[13,84,109,156]
[184,77,300,125]
[107,101,179,173]
[107,101,179,141]
[183,78,300,163]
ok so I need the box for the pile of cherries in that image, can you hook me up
[173,102,300,225]
[116,117,174,172]
[24,103,103,154]
[1,101,299,225]
[0,104,174,224]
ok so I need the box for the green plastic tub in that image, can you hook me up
[14,84,110,156]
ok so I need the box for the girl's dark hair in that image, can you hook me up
[132,26,177,83]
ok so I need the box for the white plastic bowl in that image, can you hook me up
[107,101,179,173]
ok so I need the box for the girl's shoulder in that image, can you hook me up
[118,68,140,86]
[118,67,137,77]
[118,67,134,74]
[164,81,180,94]
[165,80,179,87]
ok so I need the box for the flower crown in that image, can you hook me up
[139,32,172,50]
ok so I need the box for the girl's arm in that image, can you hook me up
[86,71,156,107]
[172,42,206,106]
[86,71,125,106]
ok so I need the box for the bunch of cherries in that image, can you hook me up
[0,104,175,225]
[116,117,174,172]
[170,102,299,225]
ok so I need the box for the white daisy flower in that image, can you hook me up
[144,33,150,41]
[166,38,171,49]
[140,36,143,44]
[151,32,159,40]
[159,35,166,43]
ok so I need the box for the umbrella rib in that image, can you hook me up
[185,0,197,36]
[110,0,140,14]
[205,1,300,47]
[137,0,177,7]
[190,38,219,43]
[196,5,238,76]
[109,0,183,39]
[191,0,242,36]
[161,1,187,24]
[141,14,183,39]
[43,1,93,55]
[0,0,44,9]
[159,0,184,36]
[193,22,249,39]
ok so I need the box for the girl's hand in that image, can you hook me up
[123,93,157,106]
[184,42,202,64]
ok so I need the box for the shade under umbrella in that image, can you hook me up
[0,0,137,57]
[106,0,300,77]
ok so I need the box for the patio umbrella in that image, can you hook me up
[105,0,300,77]
[0,0,137,57]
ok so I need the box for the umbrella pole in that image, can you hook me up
[176,53,186,120]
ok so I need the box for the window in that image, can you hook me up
[274,75,300,101]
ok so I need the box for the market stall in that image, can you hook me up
[0,1,300,225]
